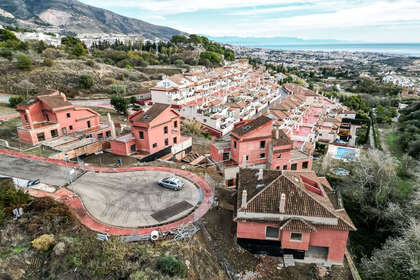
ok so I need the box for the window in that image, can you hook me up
[291,163,297,170]
[277,154,282,159]
[259,153,266,159]
[46,114,49,121]
[234,141,237,149]
[283,165,288,170]
[246,155,249,161]
[62,127,67,135]
[302,161,309,169]
[106,131,111,138]
[290,232,302,241]
[139,131,144,139]
[173,137,177,144]
[87,120,91,128]
[24,114,28,123]
[37,132,45,142]
[276,166,280,170]
[66,113,71,118]
[164,126,168,134]
[69,125,73,131]
[153,143,157,148]
[97,133,103,139]
[260,140,266,149]
[174,120,178,128]
[265,226,279,239]
[130,144,136,152]
[50,129,58,138]
[164,138,169,146]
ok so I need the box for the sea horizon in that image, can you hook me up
[236,43,420,57]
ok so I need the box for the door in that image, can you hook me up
[62,127,67,135]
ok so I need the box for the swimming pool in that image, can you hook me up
[335,147,357,160]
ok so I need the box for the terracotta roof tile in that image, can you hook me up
[232,115,272,137]
[131,103,170,123]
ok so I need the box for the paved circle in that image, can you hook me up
[68,170,201,228]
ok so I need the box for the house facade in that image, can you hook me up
[235,168,356,264]
[110,103,191,160]
[16,90,111,145]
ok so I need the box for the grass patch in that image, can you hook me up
[386,132,404,160]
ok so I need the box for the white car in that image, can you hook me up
[158,177,184,191]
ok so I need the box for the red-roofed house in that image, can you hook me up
[110,103,192,160]
[16,90,111,145]
[235,169,356,264]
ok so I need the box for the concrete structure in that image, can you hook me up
[16,90,111,145]
[110,103,191,159]
[235,168,356,265]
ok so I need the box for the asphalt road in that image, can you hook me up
[0,153,82,187]
[68,170,201,228]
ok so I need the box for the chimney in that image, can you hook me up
[279,193,286,213]
[275,129,279,139]
[107,113,116,139]
[257,169,263,180]
[241,190,248,209]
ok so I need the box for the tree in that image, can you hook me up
[361,221,420,280]
[16,54,32,71]
[72,42,87,57]
[79,74,94,89]
[16,79,35,98]
[110,95,128,115]
[0,29,18,42]
[8,96,24,108]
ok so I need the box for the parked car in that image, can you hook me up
[158,177,184,191]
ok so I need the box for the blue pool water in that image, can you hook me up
[335,147,357,160]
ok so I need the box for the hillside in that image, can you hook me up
[0,0,182,40]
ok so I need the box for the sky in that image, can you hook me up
[78,0,420,43]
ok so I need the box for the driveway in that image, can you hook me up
[68,170,201,228]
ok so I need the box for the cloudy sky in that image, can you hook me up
[79,0,420,42]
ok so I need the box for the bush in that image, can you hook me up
[9,96,24,108]
[79,74,94,89]
[86,60,95,67]
[157,255,187,278]
[174,59,184,67]
[43,58,54,67]
[16,54,33,70]
[0,48,13,60]
[32,234,55,251]
[103,77,115,85]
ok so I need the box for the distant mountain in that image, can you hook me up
[0,0,183,40]
[206,36,346,46]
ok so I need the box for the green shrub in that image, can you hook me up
[79,74,94,89]
[157,255,187,278]
[43,58,54,67]
[9,96,24,108]
[16,54,32,70]
[0,48,13,60]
